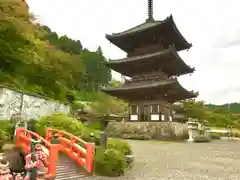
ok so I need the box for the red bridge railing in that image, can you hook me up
[46,128,95,173]
[16,127,95,179]
[16,128,58,178]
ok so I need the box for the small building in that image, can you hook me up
[101,0,198,122]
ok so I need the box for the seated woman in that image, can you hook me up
[0,157,12,180]
[4,146,26,179]
[10,146,26,171]
[24,140,48,180]
[0,155,25,180]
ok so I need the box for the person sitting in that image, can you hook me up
[8,146,26,177]
[0,157,12,180]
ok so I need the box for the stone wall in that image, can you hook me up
[106,121,188,140]
[0,87,70,120]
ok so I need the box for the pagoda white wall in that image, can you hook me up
[0,87,70,120]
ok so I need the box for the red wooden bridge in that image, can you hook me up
[15,128,95,179]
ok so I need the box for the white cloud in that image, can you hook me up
[26,0,240,105]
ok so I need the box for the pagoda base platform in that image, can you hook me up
[106,121,188,140]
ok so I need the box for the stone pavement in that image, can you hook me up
[86,140,240,180]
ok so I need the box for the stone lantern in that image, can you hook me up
[202,120,210,138]
[187,118,199,142]
[99,113,111,148]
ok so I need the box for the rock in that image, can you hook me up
[2,143,15,152]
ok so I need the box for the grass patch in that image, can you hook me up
[210,127,240,133]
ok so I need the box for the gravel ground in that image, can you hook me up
[87,140,240,180]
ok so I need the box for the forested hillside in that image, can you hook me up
[208,103,240,114]
[0,0,111,103]
[178,100,240,127]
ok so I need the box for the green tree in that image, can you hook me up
[0,0,112,103]
[181,100,235,126]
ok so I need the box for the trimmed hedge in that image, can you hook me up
[94,148,126,177]
[94,138,133,176]
[107,139,132,155]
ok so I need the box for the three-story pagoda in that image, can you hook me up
[101,0,198,121]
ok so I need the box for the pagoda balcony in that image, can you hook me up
[101,78,198,103]
[125,70,168,84]
[106,46,195,77]
[127,43,165,57]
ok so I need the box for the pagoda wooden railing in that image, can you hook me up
[127,43,164,57]
[126,71,168,84]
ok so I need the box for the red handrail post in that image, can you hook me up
[70,137,76,152]
[15,127,23,147]
[46,128,52,142]
[48,144,59,178]
[85,143,95,173]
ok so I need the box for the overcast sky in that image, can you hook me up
[26,0,240,105]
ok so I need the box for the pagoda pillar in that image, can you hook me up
[129,104,139,121]
[149,104,160,121]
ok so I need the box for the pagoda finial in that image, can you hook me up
[146,0,154,22]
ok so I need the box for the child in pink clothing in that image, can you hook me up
[24,141,48,180]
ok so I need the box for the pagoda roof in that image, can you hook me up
[106,46,195,77]
[106,15,192,52]
[101,78,198,102]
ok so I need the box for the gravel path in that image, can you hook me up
[88,140,240,180]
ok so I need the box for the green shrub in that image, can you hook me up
[86,122,102,131]
[0,130,7,141]
[81,127,100,145]
[107,139,132,155]
[0,129,8,151]
[27,119,37,132]
[36,113,84,137]
[94,148,126,177]
[92,130,100,145]
[0,140,4,151]
[194,136,210,143]
[0,121,14,140]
